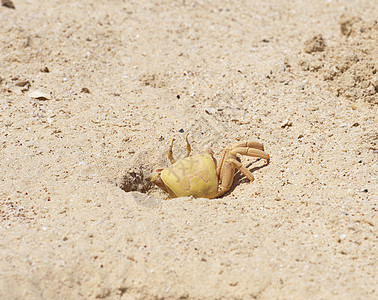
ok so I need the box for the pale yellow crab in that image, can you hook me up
[151,134,270,198]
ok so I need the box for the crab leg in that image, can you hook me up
[168,138,176,164]
[217,143,269,176]
[185,133,191,157]
[230,147,270,165]
[226,158,255,181]
[216,158,256,197]
[230,141,265,151]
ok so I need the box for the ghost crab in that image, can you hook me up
[151,134,270,198]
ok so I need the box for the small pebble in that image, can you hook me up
[2,0,15,9]
[29,90,51,100]
[205,107,216,115]
[15,80,30,88]
[40,66,50,73]
[281,119,293,128]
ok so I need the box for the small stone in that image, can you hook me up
[281,119,293,128]
[303,34,326,54]
[81,87,90,93]
[15,80,30,88]
[2,0,15,9]
[205,107,216,115]
[40,66,50,73]
[29,90,51,100]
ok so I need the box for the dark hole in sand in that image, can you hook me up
[120,167,154,193]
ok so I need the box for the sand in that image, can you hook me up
[1,0,377,299]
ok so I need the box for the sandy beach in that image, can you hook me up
[1,0,377,299]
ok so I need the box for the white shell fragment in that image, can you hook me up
[29,91,51,100]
